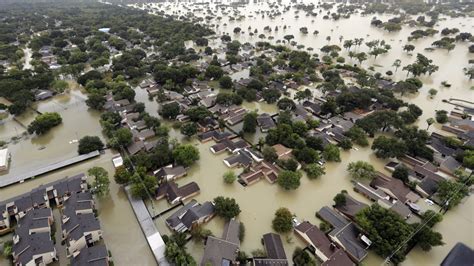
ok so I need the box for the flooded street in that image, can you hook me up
[0,86,156,265]
[0,150,156,266]
[150,139,387,265]
[0,0,472,265]
[142,0,474,131]
[132,1,473,265]
[1,86,104,178]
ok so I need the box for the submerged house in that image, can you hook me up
[154,165,187,181]
[155,181,200,205]
[201,218,241,265]
[197,130,236,143]
[256,113,276,132]
[317,207,370,264]
[219,107,247,125]
[223,148,262,168]
[252,233,288,265]
[370,173,420,204]
[239,161,281,185]
[294,221,354,265]
[334,194,368,221]
[210,138,249,154]
[353,182,413,219]
[166,200,215,233]
[12,208,57,266]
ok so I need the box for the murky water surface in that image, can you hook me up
[1,0,473,265]
[133,1,474,265]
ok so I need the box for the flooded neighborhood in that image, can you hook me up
[0,0,473,266]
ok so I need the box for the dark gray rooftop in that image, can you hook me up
[71,244,109,266]
[317,206,350,229]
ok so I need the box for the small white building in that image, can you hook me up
[0,148,9,171]
[112,155,123,168]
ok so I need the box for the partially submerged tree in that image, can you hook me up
[304,164,325,179]
[213,196,241,220]
[78,136,104,154]
[88,166,110,197]
[272,207,293,233]
[223,171,237,184]
[277,170,302,190]
[27,112,62,135]
[347,161,376,180]
[172,144,199,167]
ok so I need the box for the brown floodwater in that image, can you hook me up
[0,85,156,265]
[150,139,387,265]
[132,1,473,265]
[0,1,472,265]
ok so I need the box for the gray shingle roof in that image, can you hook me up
[262,233,287,260]
[71,244,109,266]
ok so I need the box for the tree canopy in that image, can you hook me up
[27,112,62,135]
[213,196,241,220]
[272,207,293,233]
[78,136,104,154]
[277,170,302,190]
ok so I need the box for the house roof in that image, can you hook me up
[334,194,368,220]
[154,165,187,180]
[418,177,440,196]
[211,138,249,153]
[14,232,55,266]
[240,161,281,184]
[440,156,461,174]
[156,181,200,203]
[127,140,145,155]
[257,113,276,131]
[165,200,199,229]
[370,172,420,203]
[63,212,101,242]
[389,201,412,219]
[441,242,474,266]
[272,144,293,158]
[295,221,336,259]
[329,116,354,132]
[181,201,214,230]
[329,223,368,263]
[71,244,108,266]
[262,233,287,260]
[201,219,240,265]
[317,207,350,229]
[322,249,355,266]
[224,149,254,167]
[429,138,456,157]
[197,130,235,142]
[13,207,55,265]
[303,101,321,114]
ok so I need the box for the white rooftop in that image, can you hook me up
[112,156,123,168]
[0,148,9,169]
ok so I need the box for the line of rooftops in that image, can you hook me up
[102,61,473,266]
[111,71,473,195]
[0,174,111,266]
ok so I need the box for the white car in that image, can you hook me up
[425,199,434,206]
